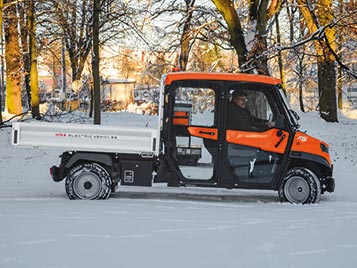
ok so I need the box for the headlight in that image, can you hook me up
[320,143,329,153]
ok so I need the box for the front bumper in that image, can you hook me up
[322,176,335,193]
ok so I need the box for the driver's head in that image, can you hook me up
[232,90,248,108]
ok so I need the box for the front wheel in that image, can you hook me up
[65,163,112,200]
[279,167,321,204]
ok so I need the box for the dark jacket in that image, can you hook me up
[228,103,268,131]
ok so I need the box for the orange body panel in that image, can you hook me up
[165,72,281,86]
[187,127,218,140]
[226,129,290,154]
[173,111,189,126]
[291,132,331,165]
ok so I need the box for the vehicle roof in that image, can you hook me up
[164,72,281,86]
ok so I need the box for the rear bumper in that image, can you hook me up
[50,166,64,182]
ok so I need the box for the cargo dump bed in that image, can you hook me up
[12,122,160,156]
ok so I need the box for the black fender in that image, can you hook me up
[53,151,117,182]
[289,151,332,174]
[64,152,114,169]
[288,151,334,193]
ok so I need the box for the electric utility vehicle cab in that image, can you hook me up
[159,72,334,204]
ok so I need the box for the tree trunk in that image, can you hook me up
[337,65,342,110]
[28,0,40,119]
[318,59,337,122]
[61,38,66,94]
[179,0,195,71]
[70,51,91,82]
[247,0,269,75]
[0,0,3,123]
[246,0,282,75]
[248,35,269,75]
[298,57,305,112]
[4,0,22,115]
[297,0,338,122]
[19,2,31,110]
[337,0,343,110]
[212,0,281,74]
[92,0,100,125]
[211,0,248,70]
[298,10,305,112]
[275,13,286,94]
[317,0,338,122]
[54,1,93,82]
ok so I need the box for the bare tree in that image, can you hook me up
[211,0,248,70]
[178,0,195,71]
[334,0,357,109]
[0,0,3,123]
[4,0,22,115]
[28,0,40,118]
[147,0,225,72]
[38,0,141,83]
[274,10,286,94]
[297,0,338,122]
[92,0,101,124]
[18,2,30,110]
[246,0,282,74]
[211,0,282,74]
[49,0,95,82]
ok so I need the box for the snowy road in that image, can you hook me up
[1,191,357,268]
[1,111,357,267]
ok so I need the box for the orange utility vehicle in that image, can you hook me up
[12,72,335,203]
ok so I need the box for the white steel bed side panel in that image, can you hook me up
[12,122,160,155]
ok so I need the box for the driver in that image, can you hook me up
[228,89,275,131]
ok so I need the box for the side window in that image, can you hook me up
[246,91,273,121]
[227,87,276,131]
[175,87,215,127]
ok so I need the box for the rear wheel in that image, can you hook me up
[65,163,112,200]
[279,167,321,204]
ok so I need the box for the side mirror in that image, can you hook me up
[275,114,285,137]
[275,114,285,130]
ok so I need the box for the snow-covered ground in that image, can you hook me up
[1,110,357,268]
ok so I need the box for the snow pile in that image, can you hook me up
[127,102,158,115]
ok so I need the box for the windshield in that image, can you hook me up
[278,87,300,128]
